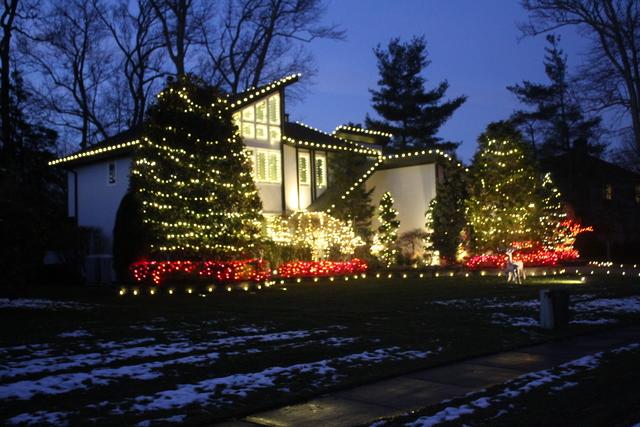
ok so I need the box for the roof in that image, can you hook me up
[50,74,301,167]
[541,152,640,182]
[227,73,300,110]
[282,122,381,156]
[332,125,392,146]
[48,128,142,167]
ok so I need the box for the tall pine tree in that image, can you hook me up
[466,122,548,253]
[430,161,468,261]
[366,36,466,151]
[508,35,603,158]
[130,76,263,260]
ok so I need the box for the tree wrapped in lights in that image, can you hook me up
[466,122,547,252]
[422,199,439,265]
[375,192,400,267]
[130,76,263,260]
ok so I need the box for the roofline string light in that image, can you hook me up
[333,125,393,139]
[48,139,141,166]
[282,135,381,157]
[293,121,379,152]
[227,73,301,110]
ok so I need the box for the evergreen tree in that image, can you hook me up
[130,75,263,260]
[326,151,375,241]
[376,192,400,267]
[0,71,67,286]
[508,35,603,158]
[431,162,468,260]
[366,36,466,151]
[423,199,438,265]
[466,122,548,253]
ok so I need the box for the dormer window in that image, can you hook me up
[604,184,613,200]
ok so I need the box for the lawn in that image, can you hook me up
[1,273,639,426]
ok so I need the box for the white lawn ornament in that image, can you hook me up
[505,249,525,284]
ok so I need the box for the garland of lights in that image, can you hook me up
[333,125,393,138]
[277,259,368,278]
[130,259,271,285]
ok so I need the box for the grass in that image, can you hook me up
[1,274,639,425]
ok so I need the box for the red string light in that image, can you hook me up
[130,259,271,285]
[277,259,368,278]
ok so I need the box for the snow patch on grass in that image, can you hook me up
[129,346,440,413]
[7,410,70,426]
[0,298,94,311]
[57,330,92,338]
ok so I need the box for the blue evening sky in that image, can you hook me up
[287,0,591,163]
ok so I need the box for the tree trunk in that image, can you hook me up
[1,0,18,158]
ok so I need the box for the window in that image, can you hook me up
[604,184,613,200]
[255,124,268,141]
[255,100,267,123]
[254,149,281,183]
[242,122,255,139]
[635,184,640,204]
[232,112,241,131]
[107,161,116,185]
[298,153,310,185]
[268,94,280,124]
[241,105,254,122]
[315,155,326,187]
[269,126,281,144]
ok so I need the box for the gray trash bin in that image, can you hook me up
[540,289,570,329]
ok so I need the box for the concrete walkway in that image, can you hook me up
[217,324,640,427]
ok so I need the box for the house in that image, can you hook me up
[49,74,464,282]
[541,152,640,262]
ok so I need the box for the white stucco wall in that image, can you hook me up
[283,144,299,211]
[73,156,132,251]
[365,163,437,234]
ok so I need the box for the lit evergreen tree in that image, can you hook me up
[466,121,547,253]
[431,161,468,261]
[423,199,438,265]
[376,192,400,267]
[130,76,263,260]
[366,36,466,151]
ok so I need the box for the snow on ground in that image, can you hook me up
[431,295,640,330]
[402,343,640,427]
[0,329,336,383]
[0,298,94,311]
[7,411,70,426]
[129,346,440,413]
[57,330,92,338]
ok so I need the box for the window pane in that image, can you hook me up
[242,105,254,122]
[268,153,280,182]
[255,124,268,140]
[256,152,267,181]
[255,100,267,123]
[299,154,309,185]
[269,126,281,144]
[316,156,326,187]
[242,122,255,139]
[268,95,280,124]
